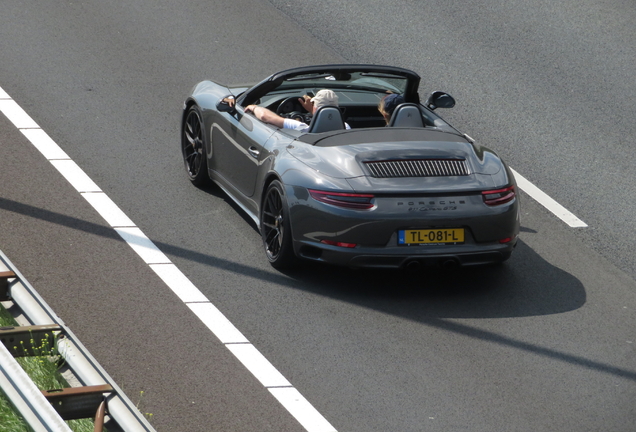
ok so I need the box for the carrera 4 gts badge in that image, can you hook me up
[397,200,466,212]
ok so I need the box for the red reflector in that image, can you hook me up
[320,239,357,248]
[499,237,512,244]
[309,189,375,210]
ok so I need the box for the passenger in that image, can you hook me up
[244,89,350,132]
[378,93,405,125]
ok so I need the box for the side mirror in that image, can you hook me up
[425,91,456,110]
[217,96,236,114]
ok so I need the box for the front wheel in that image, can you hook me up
[260,180,296,269]
[182,106,209,186]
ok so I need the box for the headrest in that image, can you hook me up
[388,103,424,128]
[307,106,345,133]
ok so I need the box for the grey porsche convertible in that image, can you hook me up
[181,64,519,269]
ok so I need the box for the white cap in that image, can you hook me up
[311,89,339,109]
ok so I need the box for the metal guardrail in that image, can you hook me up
[0,250,156,432]
[0,340,72,432]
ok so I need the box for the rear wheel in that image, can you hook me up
[261,180,296,269]
[182,106,209,186]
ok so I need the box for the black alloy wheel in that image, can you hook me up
[261,180,296,269]
[182,107,209,186]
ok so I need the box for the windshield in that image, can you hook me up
[276,72,407,94]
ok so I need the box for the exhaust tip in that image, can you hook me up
[404,260,422,271]
[441,259,459,269]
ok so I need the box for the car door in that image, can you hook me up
[210,108,276,198]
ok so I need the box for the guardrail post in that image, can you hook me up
[42,384,113,421]
[0,270,16,301]
[0,324,61,357]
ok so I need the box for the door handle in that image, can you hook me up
[248,147,260,158]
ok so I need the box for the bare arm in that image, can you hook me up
[244,105,285,128]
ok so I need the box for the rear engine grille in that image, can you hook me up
[365,159,470,178]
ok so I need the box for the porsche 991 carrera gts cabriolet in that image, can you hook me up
[181,64,519,269]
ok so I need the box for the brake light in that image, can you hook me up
[482,185,516,206]
[309,189,375,210]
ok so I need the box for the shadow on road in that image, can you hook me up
[279,240,585,320]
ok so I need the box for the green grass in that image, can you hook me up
[0,304,99,432]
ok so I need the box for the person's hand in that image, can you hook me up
[245,104,256,114]
[222,96,235,108]
[299,95,313,112]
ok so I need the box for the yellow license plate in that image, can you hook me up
[398,228,465,245]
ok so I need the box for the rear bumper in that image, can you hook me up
[286,184,520,268]
[294,238,517,269]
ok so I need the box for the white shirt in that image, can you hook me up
[283,118,351,132]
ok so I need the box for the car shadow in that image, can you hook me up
[277,238,586,320]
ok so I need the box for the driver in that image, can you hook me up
[244,89,350,132]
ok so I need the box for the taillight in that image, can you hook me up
[482,185,516,206]
[309,189,375,210]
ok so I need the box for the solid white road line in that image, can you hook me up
[49,160,102,192]
[511,168,588,228]
[0,99,39,128]
[0,86,338,432]
[270,387,338,432]
[113,227,172,264]
[186,302,250,344]
[80,193,136,228]
[149,263,210,303]
[20,129,70,159]
[225,344,293,387]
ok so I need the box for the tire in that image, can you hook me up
[260,180,296,269]
[182,106,209,186]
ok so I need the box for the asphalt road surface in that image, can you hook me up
[1,0,635,431]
